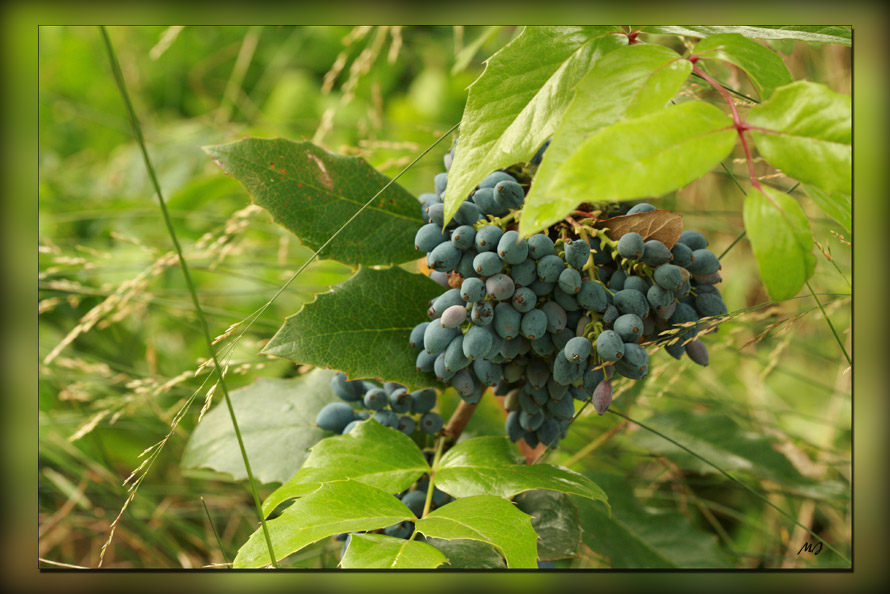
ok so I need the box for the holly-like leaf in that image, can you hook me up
[421,538,506,569]
[443,26,627,224]
[515,490,581,561]
[576,472,731,568]
[802,183,851,234]
[627,410,846,500]
[642,26,851,46]
[747,81,851,196]
[340,534,447,569]
[693,33,794,100]
[520,101,736,235]
[414,496,539,569]
[263,267,445,391]
[523,44,692,235]
[203,138,423,267]
[234,480,414,568]
[434,436,609,508]
[180,371,338,484]
[743,185,816,301]
[262,418,429,516]
[594,209,684,249]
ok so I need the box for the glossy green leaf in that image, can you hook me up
[802,183,851,234]
[576,472,731,568]
[748,81,851,196]
[181,371,338,484]
[743,185,816,301]
[414,496,538,568]
[263,267,445,391]
[204,138,423,267]
[628,410,845,499]
[234,480,414,568]
[340,534,447,569]
[693,33,793,100]
[262,418,429,516]
[422,537,506,569]
[420,534,507,569]
[524,44,691,233]
[443,26,627,224]
[515,490,581,561]
[520,101,736,235]
[435,436,608,508]
[642,25,851,46]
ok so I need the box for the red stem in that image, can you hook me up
[691,63,741,124]
[691,62,762,192]
[737,125,762,192]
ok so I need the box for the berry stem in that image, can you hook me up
[410,435,446,541]
[596,228,617,247]
[564,216,581,229]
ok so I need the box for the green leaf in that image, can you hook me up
[515,490,581,561]
[693,33,793,100]
[234,480,413,568]
[520,101,736,235]
[443,26,627,224]
[802,183,851,234]
[524,44,691,233]
[414,496,539,568]
[421,538,506,569]
[435,436,609,508]
[748,81,851,196]
[340,534,447,569]
[627,410,843,499]
[642,25,851,46]
[203,138,423,267]
[262,418,429,516]
[576,472,731,568]
[743,185,816,301]
[263,267,445,391]
[180,371,337,484]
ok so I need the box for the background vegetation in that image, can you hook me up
[38,26,851,569]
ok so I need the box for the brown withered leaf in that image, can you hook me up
[593,209,683,249]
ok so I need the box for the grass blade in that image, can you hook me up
[806,280,852,366]
[99,25,278,567]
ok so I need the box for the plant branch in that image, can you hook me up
[410,435,446,541]
[691,62,741,123]
[691,62,763,193]
[443,399,478,445]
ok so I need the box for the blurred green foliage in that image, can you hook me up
[38,25,512,568]
[38,26,851,569]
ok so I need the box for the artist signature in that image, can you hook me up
[798,541,823,555]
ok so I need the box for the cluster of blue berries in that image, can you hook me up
[408,142,727,450]
[316,371,444,436]
[317,373,451,547]
[336,447,452,549]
